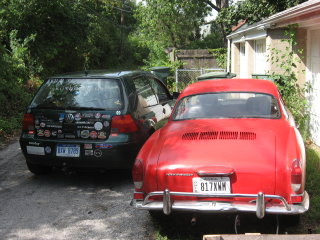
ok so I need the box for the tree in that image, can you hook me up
[0,0,142,138]
[216,0,308,36]
[202,0,229,12]
[132,0,211,66]
[0,0,140,78]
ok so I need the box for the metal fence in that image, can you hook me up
[175,68,224,92]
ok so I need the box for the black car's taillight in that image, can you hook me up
[22,113,34,133]
[111,114,138,133]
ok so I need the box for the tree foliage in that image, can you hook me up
[0,0,141,139]
[0,0,141,78]
[216,0,307,35]
[132,0,211,67]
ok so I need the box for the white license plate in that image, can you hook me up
[56,144,80,157]
[193,177,231,194]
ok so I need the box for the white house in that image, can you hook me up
[227,0,320,146]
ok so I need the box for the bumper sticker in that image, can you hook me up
[95,143,112,149]
[94,149,102,157]
[98,132,107,140]
[45,146,52,154]
[95,112,101,119]
[59,113,65,122]
[83,113,93,118]
[84,144,93,149]
[85,150,94,156]
[94,122,103,131]
[57,134,64,138]
[65,134,76,139]
[74,113,81,121]
[81,130,90,138]
[37,129,44,137]
[44,130,51,137]
[89,131,98,139]
[27,146,45,156]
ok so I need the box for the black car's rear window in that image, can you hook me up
[30,78,123,110]
[173,92,281,120]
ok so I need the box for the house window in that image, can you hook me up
[254,39,266,74]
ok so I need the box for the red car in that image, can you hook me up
[131,78,309,220]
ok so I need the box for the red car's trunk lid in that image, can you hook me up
[157,122,276,195]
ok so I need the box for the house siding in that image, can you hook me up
[227,1,320,147]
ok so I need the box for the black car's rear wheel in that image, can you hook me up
[26,160,52,175]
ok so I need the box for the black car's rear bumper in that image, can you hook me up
[20,136,140,169]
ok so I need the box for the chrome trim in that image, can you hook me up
[291,192,305,197]
[132,190,309,218]
[197,172,234,177]
[134,191,144,195]
[143,192,291,211]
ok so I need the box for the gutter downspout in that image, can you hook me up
[227,38,231,73]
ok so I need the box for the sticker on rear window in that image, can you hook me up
[95,113,101,119]
[89,131,98,139]
[59,113,65,122]
[74,113,81,121]
[81,130,90,138]
[94,122,103,131]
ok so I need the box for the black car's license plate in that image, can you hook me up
[56,144,80,157]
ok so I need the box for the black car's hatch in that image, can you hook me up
[30,77,124,140]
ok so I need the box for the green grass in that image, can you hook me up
[301,146,320,232]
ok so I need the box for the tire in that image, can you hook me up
[26,160,52,175]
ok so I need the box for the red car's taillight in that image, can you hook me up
[22,113,34,132]
[291,159,302,193]
[111,114,138,133]
[132,159,143,189]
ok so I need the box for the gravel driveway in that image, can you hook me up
[0,140,154,240]
[0,140,305,240]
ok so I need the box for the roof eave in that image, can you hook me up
[227,0,320,39]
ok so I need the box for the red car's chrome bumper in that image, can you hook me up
[130,189,309,219]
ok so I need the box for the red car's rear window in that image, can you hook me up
[173,92,281,120]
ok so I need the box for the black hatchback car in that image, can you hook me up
[20,70,175,174]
